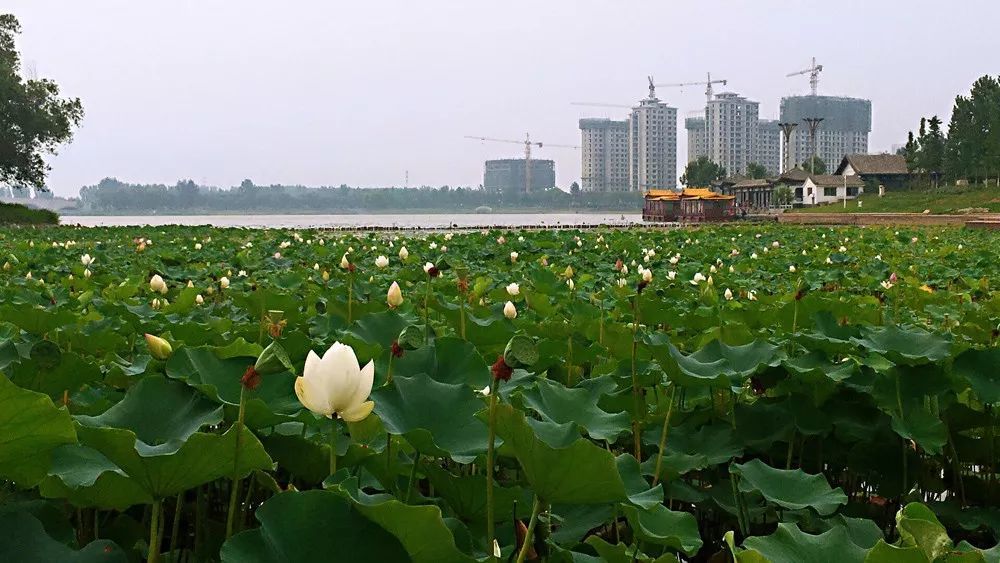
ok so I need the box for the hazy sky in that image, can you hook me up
[8,0,999,196]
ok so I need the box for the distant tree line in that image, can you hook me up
[901,75,1000,185]
[77,178,644,214]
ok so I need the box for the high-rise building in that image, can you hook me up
[780,95,872,173]
[685,116,707,163]
[483,159,555,194]
[579,118,630,192]
[706,92,759,177]
[628,89,677,191]
[755,119,782,175]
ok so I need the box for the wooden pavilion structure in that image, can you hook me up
[642,188,736,223]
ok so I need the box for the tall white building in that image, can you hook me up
[629,88,677,191]
[684,116,707,163]
[780,95,872,173]
[755,119,782,175]
[706,92,758,177]
[579,118,630,192]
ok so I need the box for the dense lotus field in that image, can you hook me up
[2,223,1000,562]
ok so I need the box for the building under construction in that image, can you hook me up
[779,95,871,173]
[483,159,555,194]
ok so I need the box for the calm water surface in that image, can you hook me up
[61,213,644,229]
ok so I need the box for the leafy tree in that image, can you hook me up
[919,116,946,187]
[569,181,580,195]
[772,185,794,206]
[800,156,827,175]
[680,157,726,187]
[945,75,1000,183]
[0,15,83,191]
[746,162,769,179]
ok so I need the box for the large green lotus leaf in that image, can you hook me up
[39,443,152,509]
[332,480,476,563]
[792,513,884,550]
[851,325,952,365]
[422,463,530,525]
[621,504,702,556]
[340,309,417,369]
[10,347,102,401]
[550,504,614,545]
[75,421,271,500]
[616,454,664,509]
[165,344,300,428]
[259,432,329,485]
[0,511,127,563]
[75,376,223,456]
[392,337,491,388]
[488,402,627,505]
[896,502,953,561]
[732,459,847,516]
[372,373,490,463]
[957,541,1000,563]
[0,374,77,486]
[643,421,744,466]
[519,378,630,442]
[743,522,868,563]
[953,349,1000,404]
[890,403,947,456]
[666,340,784,388]
[865,540,929,562]
[782,350,857,383]
[221,490,410,563]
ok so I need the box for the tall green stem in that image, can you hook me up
[459,294,467,339]
[169,493,182,563]
[225,386,247,538]
[486,382,500,561]
[330,420,339,476]
[347,274,354,324]
[630,295,642,459]
[423,280,431,343]
[406,451,420,503]
[515,497,543,563]
[148,499,162,563]
[652,385,677,486]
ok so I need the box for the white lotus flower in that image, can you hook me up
[621,265,628,275]
[81,254,95,266]
[751,253,758,259]
[710,265,717,273]
[375,255,389,268]
[616,278,627,288]
[839,246,847,253]
[398,246,409,260]
[506,282,520,296]
[497,236,506,245]
[566,279,575,290]
[510,251,519,263]
[724,288,734,301]
[273,252,281,259]
[187,280,194,288]
[880,280,894,290]
[444,233,453,241]
[641,269,652,283]
[238,270,247,277]
[429,242,438,250]
[503,301,517,319]
[194,243,202,250]
[669,256,679,265]
[789,265,796,273]
[748,291,757,301]
[667,271,677,280]
[195,294,204,305]
[691,272,706,285]
[219,276,230,289]
[826,256,833,264]
[772,241,780,248]
[84,268,92,278]
[340,254,350,269]
[150,274,168,294]
[387,281,403,308]
[295,342,375,422]
[423,262,435,273]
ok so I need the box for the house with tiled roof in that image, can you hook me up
[835,154,911,189]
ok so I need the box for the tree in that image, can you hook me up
[945,75,1000,183]
[680,157,726,187]
[746,162,769,179]
[569,181,580,195]
[801,155,827,175]
[773,185,794,206]
[920,116,946,187]
[0,15,83,191]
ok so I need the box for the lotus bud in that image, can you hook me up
[497,236,506,245]
[642,269,653,283]
[195,294,204,305]
[186,280,194,288]
[506,282,520,296]
[503,301,517,319]
[724,288,734,300]
[313,263,320,270]
[322,270,330,281]
[563,265,574,278]
[340,254,350,269]
[566,279,575,291]
[387,281,403,308]
[295,342,374,421]
[789,265,796,273]
[510,251,518,263]
[219,276,230,289]
[2,262,9,271]
[84,268,92,278]
[273,252,281,259]
[150,274,168,294]
[145,334,173,360]
[748,291,757,301]
[398,246,409,261]
[667,271,677,280]
[194,243,202,250]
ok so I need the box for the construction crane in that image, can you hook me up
[464,133,580,194]
[787,57,824,96]
[656,72,728,103]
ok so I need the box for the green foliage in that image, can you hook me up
[801,155,827,175]
[945,75,1000,182]
[746,162,770,180]
[0,202,59,225]
[773,185,794,206]
[0,15,83,190]
[681,156,726,186]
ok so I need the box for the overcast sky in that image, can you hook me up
[8,0,999,196]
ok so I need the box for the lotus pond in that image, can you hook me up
[2,224,1000,562]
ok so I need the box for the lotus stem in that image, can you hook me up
[785,428,796,470]
[330,420,339,477]
[169,492,182,562]
[386,353,394,386]
[347,273,354,324]
[459,295,467,340]
[225,386,247,538]
[148,499,163,563]
[406,451,420,503]
[652,385,677,486]
[630,295,642,459]
[423,280,431,343]
[486,381,500,561]
[515,497,543,563]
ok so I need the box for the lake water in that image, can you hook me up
[60,213,644,229]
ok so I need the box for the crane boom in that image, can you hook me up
[655,72,727,103]
[787,57,823,96]
[465,133,579,194]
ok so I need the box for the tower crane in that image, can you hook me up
[656,72,728,103]
[464,133,580,194]
[787,57,824,96]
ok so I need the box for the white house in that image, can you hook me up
[800,174,865,206]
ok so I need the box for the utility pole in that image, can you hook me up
[778,122,798,173]
[802,117,824,175]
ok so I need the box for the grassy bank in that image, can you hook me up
[0,202,59,225]
[793,184,1000,214]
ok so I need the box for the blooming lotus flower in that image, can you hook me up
[194,243,202,250]
[772,241,780,248]
[398,246,409,260]
[506,282,520,296]
[616,278,627,288]
[563,265,574,278]
[497,236,506,245]
[667,271,677,280]
[81,254,95,266]
[724,288,734,301]
[566,279,575,290]
[273,252,281,259]
[295,342,375,422]
[375,255,389,268]
[691,272,706,285]
[150,274,168,294]
[641,269,652,283]
[423,262,435,273]
[510,251,518,263]
[441,246,447,253]
[503,301,517,319]
[748,291,757,301]
[387,281,403,308]
[751,253,758,259]
[839,246,847,253]
[710,265,717,273]
[880,280,894,290]
[219,276,230,289]
[669,256,679,265]
[429,242,438,250]
[145,334,173,360]
[239,270,247,277]
[444,233,453,241]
